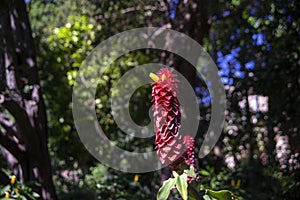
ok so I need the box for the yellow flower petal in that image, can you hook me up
[10,175,16,185]
[134,175,139,182]
[149,73,159,82]
[161,74,166,81]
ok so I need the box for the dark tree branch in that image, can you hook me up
[95,5,167,20]
[2,98,39,157]
[0,112,26,151]
[0,129,25,161]
[0,112,18,134]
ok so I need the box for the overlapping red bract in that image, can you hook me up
[151,68,199,181]
[183,135,199,182]
[152,68,182,165]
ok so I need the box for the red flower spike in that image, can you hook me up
[183,135,200,182]
[151,68,183,165]
[150,68,199,182]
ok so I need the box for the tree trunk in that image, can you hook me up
[170,0,210,86]
[0,0,57,199]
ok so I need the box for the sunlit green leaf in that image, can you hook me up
[206,189,238,200]
[175,173,188,200]
[157,178,176,200]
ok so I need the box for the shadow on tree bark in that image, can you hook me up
[0,0,57,199]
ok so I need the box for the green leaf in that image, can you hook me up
[188,195,197,200]
[206,189,237,200]
[0,185,11,194]
[23,189,38,200]
[184,166,197,178]
[199,169,210,176]
[172,171,179,178]
[203,195,214,200]
[175,173,188,200]
[157,178,176,200]
[32,192,40,198]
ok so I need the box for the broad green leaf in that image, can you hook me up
[206,189,238,200]
[157,178,176,200]
[172,170,179,178]
[175,173,188,200]
[184,166,197,178]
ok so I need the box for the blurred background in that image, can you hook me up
[0,0,299,199]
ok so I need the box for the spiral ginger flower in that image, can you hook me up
[150,68,198,181]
